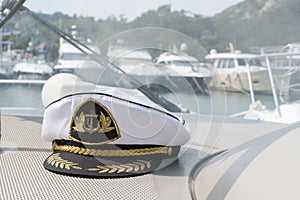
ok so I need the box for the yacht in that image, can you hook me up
[107,46,211,94]
[222,52,300,124]
[107,43,154,67]
[107,45,156,75]
[205,52,292,95]
[107,46,169,89]
[12,58,53,80]
[155,52,212,93]
[53,38,100,74]
[10,40,53,80]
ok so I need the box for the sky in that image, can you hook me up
[24,0,244,20]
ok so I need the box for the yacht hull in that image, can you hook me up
[210,68,292,95]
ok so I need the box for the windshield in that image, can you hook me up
[0,0,298,119]
[237,58,265,67]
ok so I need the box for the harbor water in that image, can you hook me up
[0,83,278,117]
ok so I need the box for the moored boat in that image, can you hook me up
[155,52,212,94]
[13,59,53,80]
[205,51,293,95]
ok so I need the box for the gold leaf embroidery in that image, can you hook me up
[100,112,115,132]
[73,112,85,132]
[137,160,151,168]
[88,160,152,174]
[47,153,82,170]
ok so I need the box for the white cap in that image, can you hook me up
[41,73,190,178]
[41,73,190,146]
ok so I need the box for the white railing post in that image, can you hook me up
[265,55,281,117]
[246,62,255,104]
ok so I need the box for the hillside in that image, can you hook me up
[217,0,280,20]
[2,1,300,59]
[212,0,300,51]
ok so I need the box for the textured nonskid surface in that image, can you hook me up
[0,116,159,200]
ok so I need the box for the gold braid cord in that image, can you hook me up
[47,153,82,170]
[53,143,172,157]
[88,160,152,174]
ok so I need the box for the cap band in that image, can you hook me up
[53,140,175,157]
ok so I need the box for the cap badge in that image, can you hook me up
[69,98,120,145]
[73,110,115,134]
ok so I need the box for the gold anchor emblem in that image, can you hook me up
[69,98,120,145]
[84,110,100,134]
[73,109,115,134]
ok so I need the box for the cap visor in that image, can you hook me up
[44,145,180,178]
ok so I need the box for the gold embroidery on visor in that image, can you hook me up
[47,153,82,170]
[88,160,152,174]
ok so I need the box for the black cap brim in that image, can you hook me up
[44,141,180,178]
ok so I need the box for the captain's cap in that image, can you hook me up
[41,74,190,178]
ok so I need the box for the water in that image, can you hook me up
[0,84,44,116]
[0,84,279,117]
[0,85,44,108]
[162,90,276,116]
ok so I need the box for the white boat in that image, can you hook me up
[12,59,53,80]
[155,52,212,93]
[54,37,100,74]
[224,52,300,124]
[107,46,170,88]
[205,52,293,95]
[107,45,154,67]
[107,46,212,94]
[107,46,157,76]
